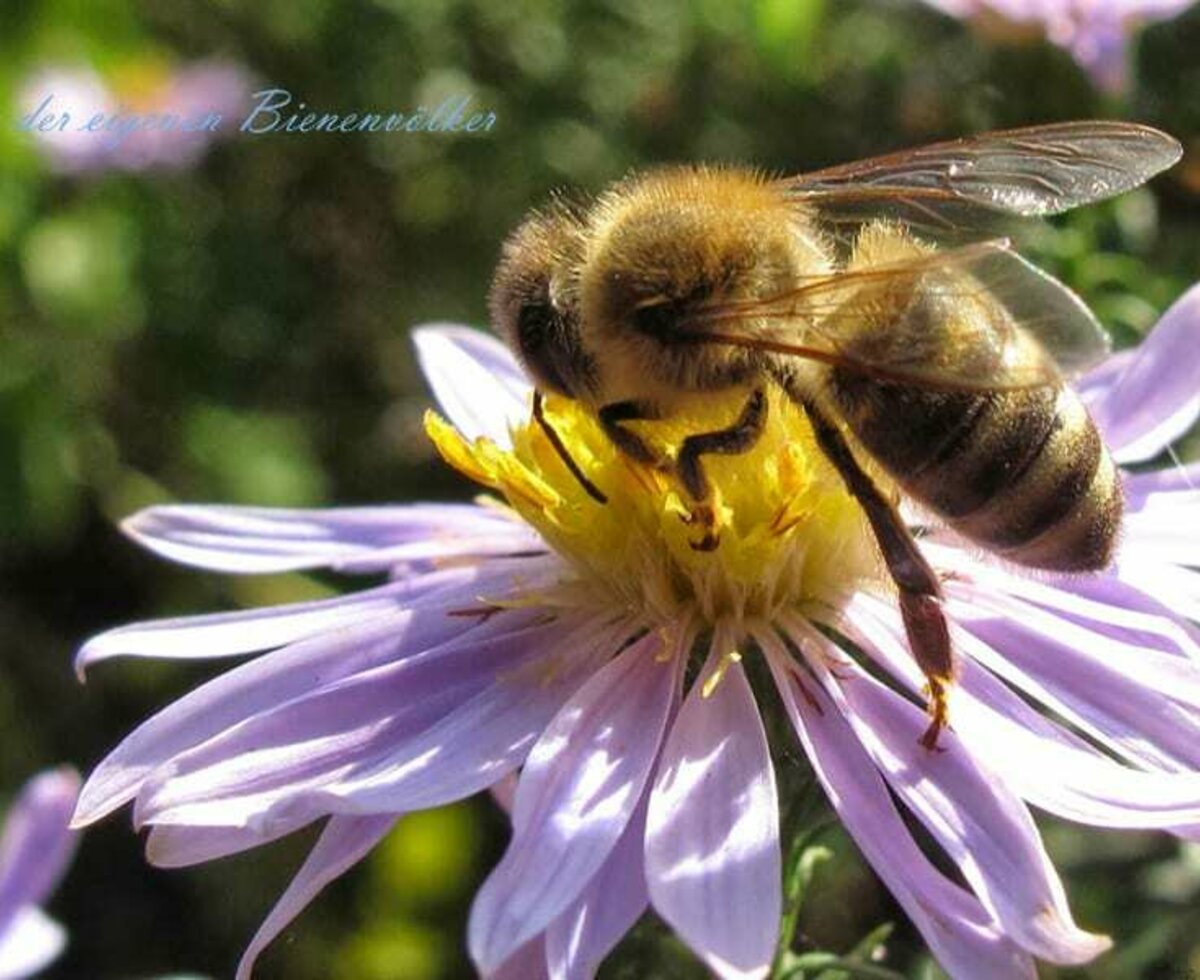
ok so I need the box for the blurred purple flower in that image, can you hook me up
[921,0,1197,91]
[0,768,81,980]
[18,60,251,174]
[72,283,1200,979]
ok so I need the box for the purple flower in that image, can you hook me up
[73,284,1200,979]
[18,60,251,174]
[0,768,81,980]
[920,0,1197,92]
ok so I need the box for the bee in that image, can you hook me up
[487,121,1182,747]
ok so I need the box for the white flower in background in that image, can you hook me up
[18,59,252,174]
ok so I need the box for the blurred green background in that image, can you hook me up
[2,1,1200,978]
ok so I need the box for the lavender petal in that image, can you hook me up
[845,597,1200,832]
[1125,462,1200,504]
[122,502,536,575]
[145,818,311,869]
[134,614,619,828]
[1079,348,1135,404]
[645,651,780,980]
[817,652,1109,964]
[921,542,1200,659]
[946,582,1200,770]
[489,937,551,980]
[762,634,1036,980]
[412,324,531,448]
[544,793,651,980]
[469,632,677,973]
[292,616,624,816]
[77,567,475,671]
[1122,500,1200,569]
[1089,283,1200,463]
[1116,559,1200,626]
[73,578,535,826]
[234,814,395,980]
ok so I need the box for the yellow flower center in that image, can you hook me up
[425,388,883,628]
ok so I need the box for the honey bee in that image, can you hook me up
[488,121,1182,746]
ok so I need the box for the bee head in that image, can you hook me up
[489,204,596,400]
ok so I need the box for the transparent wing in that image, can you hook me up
[677,240,1110,390]
[777,121,1181,238]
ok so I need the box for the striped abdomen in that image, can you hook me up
[827,373,1122,571]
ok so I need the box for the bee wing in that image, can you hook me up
[681,240,1111,390]
[777,121,1181,237]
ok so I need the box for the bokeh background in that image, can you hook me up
[2,1,1200,978]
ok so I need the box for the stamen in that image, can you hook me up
[656,616,698,663]
[446,605,502,620]
[702,648,743,699]
[753,623,826,715]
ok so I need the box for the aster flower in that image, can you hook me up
[0,768,81,980]
[919,0,1197,92]
[73,278,1200,979]
[18,59,251,174]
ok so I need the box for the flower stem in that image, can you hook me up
[775,953,909,980]
[770,776,836,974]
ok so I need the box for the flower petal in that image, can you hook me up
[412,324,531,448]
[235,814,395,980]
[1078,348,1134,405]
[121,502,538,575]
[545,795,651,980]
[489,937,550,980]
[1124,461,1200,505]
[844,596,1200,833]
[645,644,780,980]
[0,768,80,922]
[130,612,565,824]
[76,566,476,672]
[294,617,624,816]
[760,631,1036,980]
[72,572,539,826]
[1116,557,1200,625]
[1088,283,1200,463]
[809,648,1108,964]
[145,817,312,869]
[134,614,621,828]
[1121,499,1200,569]
[923,541,1199,659]
[0,907,67,980]
[945,582,1200,769]
[469,631,679,973]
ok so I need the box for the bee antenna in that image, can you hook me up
[532,391,609,505]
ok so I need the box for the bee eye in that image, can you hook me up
[490,205,594,399]
[515,300,577,396]
[630,282,711,340]
[632,300,678,338]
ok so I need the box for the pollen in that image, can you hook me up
[424,388,882,627]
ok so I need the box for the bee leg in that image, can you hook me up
[677,387,769,551]
[801,399,954,750]
[598,399,671,469]
[532,391,608,504]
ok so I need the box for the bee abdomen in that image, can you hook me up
[946,386,1122,571]
[831,378,1121,572]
